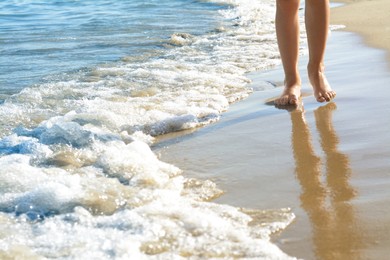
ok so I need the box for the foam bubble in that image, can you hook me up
[0,0,299,258]
[0,115,296,258]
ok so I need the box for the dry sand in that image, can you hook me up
[331,0,390,61]
[155,1,390,259]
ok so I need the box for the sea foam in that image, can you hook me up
[0,0,301,258]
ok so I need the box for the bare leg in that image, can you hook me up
[305,0,336,102]
[274,0,302,106]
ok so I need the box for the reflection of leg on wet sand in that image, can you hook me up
[290,102,361,259]
[314,104,356,202]
[290,106,333,258]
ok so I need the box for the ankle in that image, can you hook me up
[283,71,301,85]
[284,77,302,88]
[307,62,325,74]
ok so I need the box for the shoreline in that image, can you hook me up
[156,0,390,258]
[156,30,390,258]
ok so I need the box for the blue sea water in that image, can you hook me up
[0,0,298,258]
[0,0,223,97]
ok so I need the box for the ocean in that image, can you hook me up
[0,0,298,258]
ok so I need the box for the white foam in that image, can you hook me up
[0,1,291,139]
[0,124,296,258]
[0,0,299,258]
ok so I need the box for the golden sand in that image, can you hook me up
[331,0,390,61]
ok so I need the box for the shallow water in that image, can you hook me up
[0,0,224,96]
[0,0,300,258]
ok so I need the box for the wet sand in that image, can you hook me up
[155,1,390,259]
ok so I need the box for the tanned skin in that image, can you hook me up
[274,0,336,106]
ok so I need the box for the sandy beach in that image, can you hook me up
[331,0,390,61]
[155,0,390,259]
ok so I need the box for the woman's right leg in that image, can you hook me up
[274,0,302,106]
[305,0,336,102]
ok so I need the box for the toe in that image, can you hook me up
[274,97,283,106]
[326,91,336,101]
[325,92,332,102]
[317,95,326,103]
[289,95,298,105]
[280,96,288,106]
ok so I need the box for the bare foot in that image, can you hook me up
[308,65,336,103]
[274,82,301,106]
